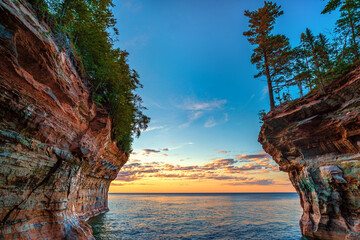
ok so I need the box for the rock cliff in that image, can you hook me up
[259,67,360,239]
[0,0,127,239]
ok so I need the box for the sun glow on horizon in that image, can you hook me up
[109,151,296,193]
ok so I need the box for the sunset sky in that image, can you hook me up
[109,0,339,193]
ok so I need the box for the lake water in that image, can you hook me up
[88,193,307,240]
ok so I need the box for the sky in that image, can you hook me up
[109,0,339,193]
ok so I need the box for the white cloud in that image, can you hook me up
[204,114,228,128]
[178,98,227,128]
[179,111,204,128]
[143,126,164,132]
[180,99,227,111]
[204,117,217,128]
[190,111,203,120]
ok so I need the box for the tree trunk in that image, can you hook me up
[297,81,303,97]
[264,52,275,110]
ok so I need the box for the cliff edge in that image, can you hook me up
[0,0,127,239]
[259,67,360,239]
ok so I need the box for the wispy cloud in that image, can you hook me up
[179,111,204,128]
[218,150,229,154]
[204,113,229,128]
[143,126,164,132]
[177,98,228,128]
[204,117,217,128]
[180,99,227,111]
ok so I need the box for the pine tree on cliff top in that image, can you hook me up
[322,0,360,61]
[243,1,290,110]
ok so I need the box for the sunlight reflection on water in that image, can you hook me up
[88,193,308,240]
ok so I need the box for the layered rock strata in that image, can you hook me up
[259,67,360,239]
[0,0,127,239]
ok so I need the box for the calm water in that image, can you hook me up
[88,193,307,240]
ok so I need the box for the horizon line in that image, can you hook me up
[108,192,297,194]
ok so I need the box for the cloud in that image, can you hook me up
[179,111,204,128]
[111,182,126,186]
[204,117,217,128]
[203,158,237,170]
[178,98,227,128]
[114,155,279,186]
[218,150,229,154]
[190,111,204,120]
[225,179,275,186]
[181,99,227,111]
[204,113,229,128]
[166,142,194,150]
[235,153,271,161]
[135,148,174,156]
[141,149,161,155]
[143,126,164,132]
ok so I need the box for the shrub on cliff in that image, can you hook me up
[28,0,149,153]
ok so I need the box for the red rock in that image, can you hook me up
[259,67,360,239]
[0,0,127,239]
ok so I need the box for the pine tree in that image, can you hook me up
[316,33,333,73]
[243,1,291,110]
[301,28,327,91]
[322,0,360,60]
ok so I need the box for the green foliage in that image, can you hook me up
[244,1,360,111]
[243,1,291,110]
[28,0,149,153]
[322,0,360,60]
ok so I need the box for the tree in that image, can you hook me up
[243,1,291,110]
[29,0,150,153]
[316,33,333,72]
[287,47,310,97]
[301,28,327,91]
[322,0,360,60]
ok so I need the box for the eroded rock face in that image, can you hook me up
[0,0,127,239]
[259,68,360,239]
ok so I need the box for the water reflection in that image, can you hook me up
[88,193,307,240]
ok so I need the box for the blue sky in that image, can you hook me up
[110,0,339,192]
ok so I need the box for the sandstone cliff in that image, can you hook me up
[0,0,127,239]
[259,67,360,239]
